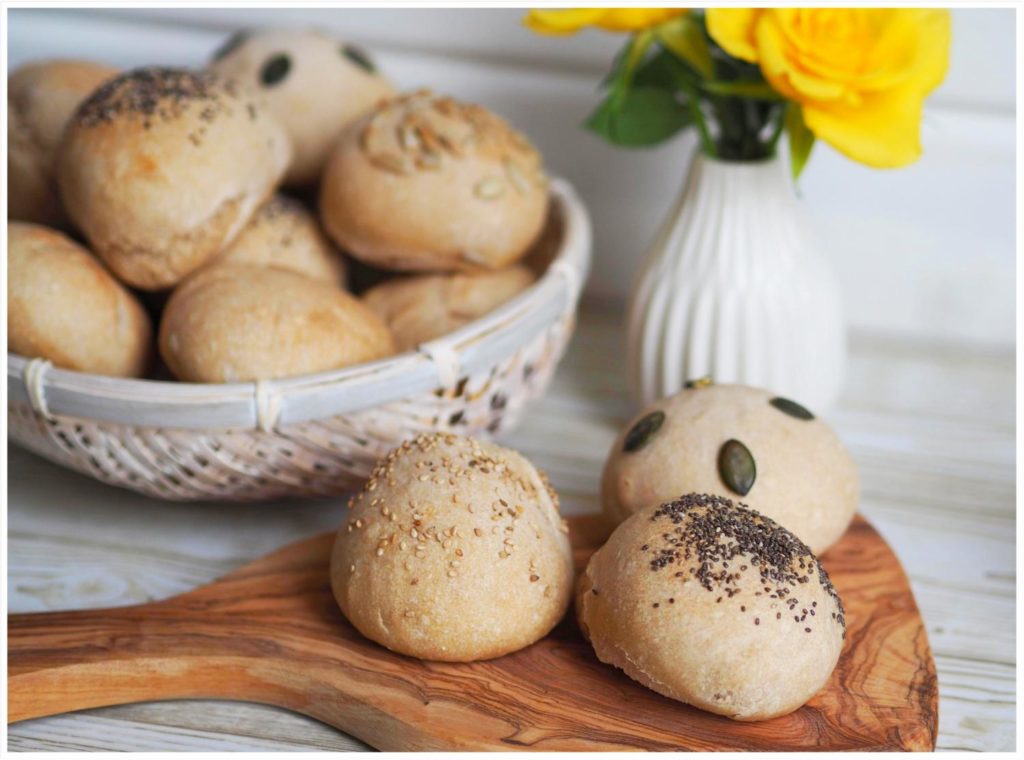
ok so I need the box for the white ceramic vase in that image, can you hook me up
[627,153,846,412]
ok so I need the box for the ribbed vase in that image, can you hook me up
[627,153,846,412]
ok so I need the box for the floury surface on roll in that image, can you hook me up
[57,67,291,291]
[362,266,535,352]
[578,493,846,722]
[330,433,573,662]
[159,264,394,383]
[602,382,859,555]
[210,28,395,187]
[8,59,119,227]
[207,194,346,286]
[7,222,152,377]
[320,90,549,273]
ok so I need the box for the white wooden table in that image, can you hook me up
[6,305,1016,752]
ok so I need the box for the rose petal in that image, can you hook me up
[803,87,926,168]
[706,8,761,62]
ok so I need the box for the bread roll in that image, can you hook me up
[330,433,573,661]
[210,28,395,187]
[320,90,549,273]
[578,493,846,721]
[159,264,394,382]
[209,194,346,286]
[57,67,291,291]
[7,222,152,377]
[362,266,534,351]
[602,382,858,554]
[8,59,118,227]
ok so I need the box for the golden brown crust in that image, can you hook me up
[57,67,291,291]
[579,494,845,721]
[7,222,152,377]
[158,263,394,382]
[207,194,346,286]
[210,29,395,187]
[8,59,119,227]
[329,433,573,661]
[601,383,859,555]
[320,90,549,273]
[362,266,534,351]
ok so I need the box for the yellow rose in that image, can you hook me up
[525,8,686,35]
[707,8,951,168]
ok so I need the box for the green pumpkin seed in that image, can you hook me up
[341,44,376,74]
[212,31,249,61]
[718,439,756,496]
[260,54,291,86]
[623,411,665,453]
[684,376,713,389]
[769,396,814,421]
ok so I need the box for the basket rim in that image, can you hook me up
[7,178,592,430]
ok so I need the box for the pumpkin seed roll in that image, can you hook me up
[601,382,859,555]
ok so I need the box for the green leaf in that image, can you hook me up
[785,103,816,180]
[632,49,678,91]
[700,79,782,101]
[656,14,713,78]
[600,31,654,107]
[586,86,690,147]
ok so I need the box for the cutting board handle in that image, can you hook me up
[8,533,343,726]
[9,603,222,722]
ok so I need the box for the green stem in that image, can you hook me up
[664,54,717,158]
[682,78,716,158]
[766,105,786,154]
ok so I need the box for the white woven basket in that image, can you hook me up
[7,179,591,502]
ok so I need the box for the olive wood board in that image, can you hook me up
[8,513,937,751]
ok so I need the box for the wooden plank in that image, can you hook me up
[8,703,369,752]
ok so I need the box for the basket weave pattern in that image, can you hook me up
[9,316,571,501]
[7,181,589,501]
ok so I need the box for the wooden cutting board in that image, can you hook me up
[8,514,936,751]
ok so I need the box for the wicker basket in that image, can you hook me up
[7,179,591,501]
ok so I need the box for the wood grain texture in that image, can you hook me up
[7,309,1014,751]
[8,513,936,751]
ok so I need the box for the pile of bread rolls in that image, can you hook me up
[7,29,548,382]
[9,27,861,730]
[329,379,858,723]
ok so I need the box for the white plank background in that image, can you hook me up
[5,7,1017,348]
[6,307,1016,752]
[5,6,1017,753]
